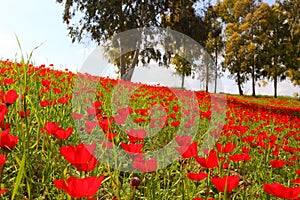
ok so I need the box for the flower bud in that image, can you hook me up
[130,177,140,188]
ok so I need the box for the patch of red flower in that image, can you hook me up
[211,175,239,193]
[54,175,104,198]
[60,143,98,172]
[0,129,18,149]
[263,182,300,199]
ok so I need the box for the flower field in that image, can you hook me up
[0,59,300,199]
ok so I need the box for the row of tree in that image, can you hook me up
[217,0,300,97]
[56,0,299,97]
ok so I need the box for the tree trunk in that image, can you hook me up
[121,48,140,81]
[274,75,277,98]
[120,3,144,81]
[214,47,218,94]
[252,65,256,97]
[237,71,243,96]
[206,64,209,92]
[181,71,185,89]
[120,41,126,80]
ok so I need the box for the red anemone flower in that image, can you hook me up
[43,122,60,135]
[53,127,73,140]
[263,182,300,199]
[187,172,208,181]
[228,153,251,162]
[175,142,198,158]
[211,175,239,193]
[0,188,7,195]
[60,143,98,172]
[270,159,285,168]
[5,89,18,105]
[216,142,236,153]
[0,104,8,122]
[121,142,143,154]
[0,154,6,166]
[0,129,18,149]
[195,150,219,169]
[53,175,104,198]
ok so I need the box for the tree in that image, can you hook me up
[171,54,192,89]
[219,0,251,95]
[56,0,170,80]
[259,3,290,98]
[56,0,209,81]
[205,4,224,93]
[239,0,265,97]
[223,31,248,95]
[278,0,300,87]
[161,0,209,89]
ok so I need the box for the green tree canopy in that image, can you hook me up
[56,0,209,81]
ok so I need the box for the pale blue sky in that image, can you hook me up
[1,0,299,96]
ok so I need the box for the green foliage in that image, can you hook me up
[56,0,209,81]
[216,0,300,97]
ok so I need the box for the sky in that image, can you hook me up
[1,0,299,97]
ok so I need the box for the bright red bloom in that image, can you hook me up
[43,122,60,135]
[53,127,73,140]
[242,136,255,143]
[58,96,69,104]
[175,142,198,158]
[241,146,250,153]
[291,178,300,184]
[228,153,251,162]
[187,172,208,181]
[216,142,236,153]
[263,182,300,199]
[0,188,7,195]
[282,145,295,154]
[39,100,51,107]
[0,104,8,122]
[0,129,18,149]
[41,78,51,87]
[195,150,219,169]
[171,121,180,127]
[60,143,98,172]
[201,110,212,118]
[98,117,113,132]
[173,105,180,112]
[270,159,285,168]
[5,89,18,105]
[0,154,6,166]
[121,142,143,154]
[53,175,104,198]
[211,176,239,193]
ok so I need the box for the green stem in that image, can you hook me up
[131,186,136,200]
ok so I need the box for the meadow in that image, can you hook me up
[0,59,300,199]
